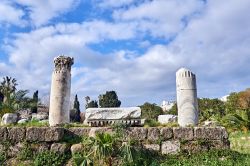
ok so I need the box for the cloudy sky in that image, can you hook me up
[0,0,250,109]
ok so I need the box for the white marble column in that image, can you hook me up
[49,56,74,126]
[176,68,198,127]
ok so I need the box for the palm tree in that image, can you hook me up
[77,133,115,166]
[0,77,35,117]
[0,76,17,104]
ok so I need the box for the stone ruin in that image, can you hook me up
[45,55,199,127]
[84,107,144,126]
[49,55,74,126]
[176,68,199,127]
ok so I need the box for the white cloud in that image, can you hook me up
[113,0,205,38]
[0,1,26,26]
[13,0,80,27]
[1,0,250,107]
[167,0,250,97]
[96,0,135,8]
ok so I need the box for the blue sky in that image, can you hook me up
[0,0,250,110]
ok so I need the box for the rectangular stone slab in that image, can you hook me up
[85,107,141,121]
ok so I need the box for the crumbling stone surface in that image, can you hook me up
[209,140,230,150]
[0,126,230,155]
[160,127,173,141]
[147,127,160,142]
[8,127,26,143]
[45,127,64,142]
[71,143,84,154]
[181,141,208,153]
[161,141,180,154]
[173,127,194,140]
[31,143,50,153]
[0,127,8,141]
[26,127,47,142]
[194,127,227,140]
[125,127,147,141]
[0,144,5,152]
[51,143,70,154]
[67,127,90,137]
[8,142,25,157]
[144,144,160,151]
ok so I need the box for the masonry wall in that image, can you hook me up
[0,127,229,156]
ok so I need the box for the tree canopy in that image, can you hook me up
[86,100,98,109]
[140,102,163,120]
[98,91,121,108]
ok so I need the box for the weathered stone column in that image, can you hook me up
[49,56,74,126]
[176,68,198,127]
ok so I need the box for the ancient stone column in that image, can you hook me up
[49,55,74,126]
[176,68,198,127]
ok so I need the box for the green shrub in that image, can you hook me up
[34,151,68,166]
[0,152,7,165]
[144,119,161,127]
[17,142,33,160]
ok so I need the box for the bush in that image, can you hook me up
[0,152,7,165]
[144,119,161,127]
[140,102,163,120]
[34,151,68,166]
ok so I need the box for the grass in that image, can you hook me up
[229,131,250,154]
[161,149,250,166]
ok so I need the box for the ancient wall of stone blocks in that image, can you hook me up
[0,127,229,156]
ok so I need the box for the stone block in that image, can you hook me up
[8,142,25,157]
[221,127,228,139]
[181,141,208,153]
[125,127,147,141]
[173,127,194,140]
[18,119,29,124]
[209,140,230,150]
[31,143,50,153]
[0,144,5,152]
[32,112,48,121]
[26,127,46,142]
[1,113,18,125]
[160,127,173,141]
[144,144,160,151]
[51,143,70,154]
[158,115,177,124]
[147,127,160,142]
[67,127,90,137]
[0,127,8,141]
[8,127,26,142]
[161,141,180,154]
[71,143,84,154]
[85,107,141,122]
[45,127,64,142]
[194,127,227,140]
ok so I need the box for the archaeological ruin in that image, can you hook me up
[49,56,74,126]
[176,68,199,127]
[84,107,144,126]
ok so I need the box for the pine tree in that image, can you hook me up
[71,94,81,122]
[31,90,38,113]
